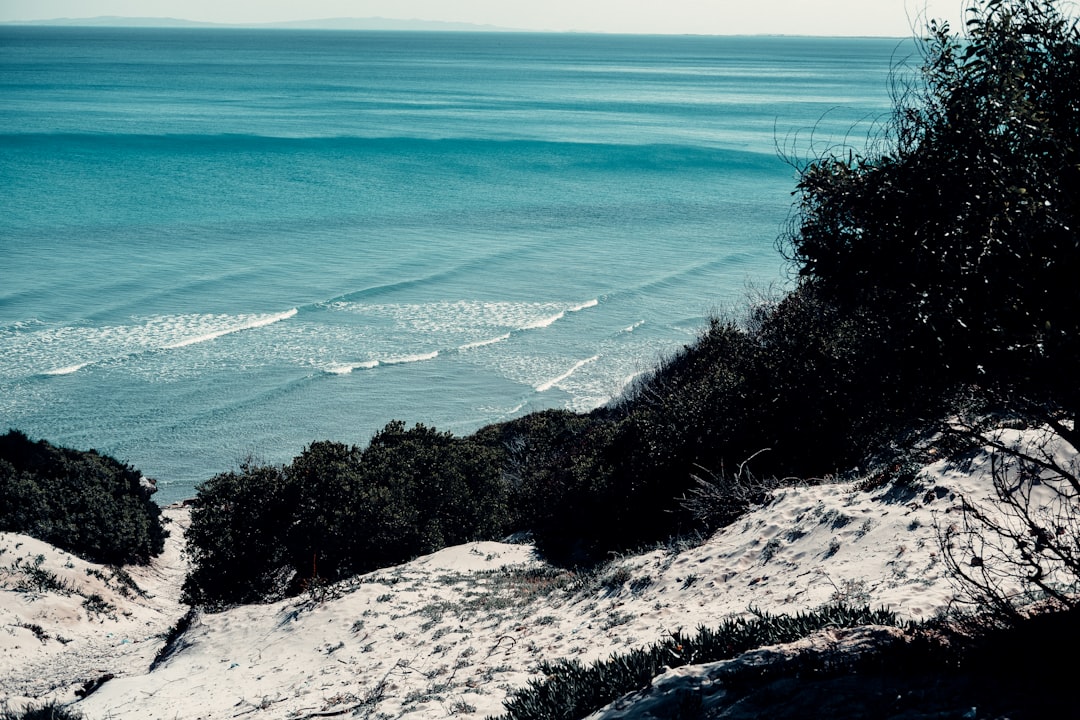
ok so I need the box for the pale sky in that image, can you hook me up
[0,1,971,36]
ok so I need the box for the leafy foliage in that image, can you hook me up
[0,430,166,565]
[182,422,510,609]
[787,0,1080,414]
[185,0,1080,603]
[493,604,908,720]
[496,605,1080,720]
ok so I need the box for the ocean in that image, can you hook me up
[0,28,911,503]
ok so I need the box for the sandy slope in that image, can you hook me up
[0,506,190,704]
[0,436,1049,719]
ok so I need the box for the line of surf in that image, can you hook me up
[32,308,300,378]
[536,355,601,393]
[162,308,298,350]
[324,351,440,375]
[325,360,382,375]
[41,362,91,376]
[323,298,600,375]
[458,333,512,351]
[519,298,599,331]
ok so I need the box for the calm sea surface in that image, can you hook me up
[0,28,911,502]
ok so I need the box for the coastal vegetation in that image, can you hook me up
[0,430,165,566]
[494,604,911,720]
[181,423,509,608]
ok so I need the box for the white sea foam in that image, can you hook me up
[569,298,599,312]
[535,355,600,392]
[520,311,565,330]
[3,318,46,333]
[326,360,380,375]
[622,320,646,333]
[520,298,597,331]
[617,371,647,394]
[459,333,511,351]
[41,362,91,376]
[383,351,439,365]
[161,308,297,350]
[326,300,597,340]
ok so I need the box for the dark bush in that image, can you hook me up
[0,701,84,720]
[181,460,297,608]
[787,0,1080,420]
[0,430,166,566]
[503,285,952,564]
[354,421,510,566]
[182,422,511,609]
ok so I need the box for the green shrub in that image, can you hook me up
[0,430,166,566]
[182,423,511,609]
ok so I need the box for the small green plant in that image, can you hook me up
[493,604,907,720]
[760,537,783,563]
[449,699,477,715]
[601,566,633,593]
[81,592,116,617]
[151,608,197,671]
[11,555,73,595]
[827,578,872,606]
[601,611,634,631]
[821,509,852,529]
[824,537,841,559]
[18,622,49,643]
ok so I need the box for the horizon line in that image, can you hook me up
[0,15,914,39]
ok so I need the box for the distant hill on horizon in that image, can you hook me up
[0,16,528,32]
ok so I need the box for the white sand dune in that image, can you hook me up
[0,433,1057,719]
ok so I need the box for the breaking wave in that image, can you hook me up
[536,355,601,393]
[161,308,298,349]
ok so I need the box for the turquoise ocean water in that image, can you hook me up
[0,28,909,503]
